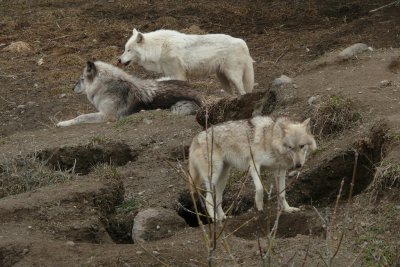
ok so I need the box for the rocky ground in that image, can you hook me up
[1,1,400,266]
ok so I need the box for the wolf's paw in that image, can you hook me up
[283,206,300,213]
[56,121,70,127]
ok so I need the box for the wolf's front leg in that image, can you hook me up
[275,169,300,213]
[250,164,264,211]
[57,112,107,127]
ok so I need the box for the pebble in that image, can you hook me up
[379,80,392,87]
[307,95,320,106]
[143,118,152,125]
[272,75,292,86]
[37,58,44,66]
[66,241,75,247]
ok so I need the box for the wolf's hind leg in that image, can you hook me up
[57,112,108,127]
[203,162,225,221]
[224,68,247,95]
[217,71,235,95]
[215,165,230,220]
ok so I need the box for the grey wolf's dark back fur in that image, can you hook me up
[137,80,203,112]
[89,62,203,117]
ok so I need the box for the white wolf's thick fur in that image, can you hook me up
[119,29,254,95]
[188,116,317,221]
[57,61,201,127]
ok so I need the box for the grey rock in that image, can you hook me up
[132,208,186,242]
[272,75,292,86]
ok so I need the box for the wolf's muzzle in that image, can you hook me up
[117,58,131,66]
[295,163,302,169]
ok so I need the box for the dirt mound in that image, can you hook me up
[196,89,277,128]
[37,141,137,174]
[289,122,388,205]
[225,210,323,239]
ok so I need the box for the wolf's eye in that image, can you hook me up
[127,49,131,52]
[300,144,305,149]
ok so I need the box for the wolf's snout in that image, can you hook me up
[117,58,131,66]
[295,163,302,169]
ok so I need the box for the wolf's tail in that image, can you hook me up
[243,57,254,93]
[153,80,204,114]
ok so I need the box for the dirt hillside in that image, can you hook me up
[0,1,399,266]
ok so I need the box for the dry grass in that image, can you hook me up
[0,153,75,198]
[309,95,362,138]
[368,160,400,199]
[91,163,122,181]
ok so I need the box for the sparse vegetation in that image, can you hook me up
[310,95,362,138]
[91,163,121,181]
[116,197,143,215]
[89,134,110,145]
[0,153,75,198]
[356,224,398,266]
[368,160,400,199]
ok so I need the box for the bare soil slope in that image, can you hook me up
[1,1,399,266]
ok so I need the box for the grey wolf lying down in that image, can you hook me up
[188,116,317,221]
[57,61,203,127]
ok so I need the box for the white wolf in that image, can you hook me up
[188,116,317,221]
[118,29,254,95]
[57,61,202,127]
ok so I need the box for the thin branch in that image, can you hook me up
[369,0,400,13]
[223,216,257,239]
[275,47,289,64]
[349,242,367,267]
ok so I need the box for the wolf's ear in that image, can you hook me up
[132,28,138,34]
[302,118,312,134]
[276,120,288,136]
[136,32,144,43]
[86,61,97,79]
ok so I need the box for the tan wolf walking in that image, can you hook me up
[188,116,317,221]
